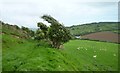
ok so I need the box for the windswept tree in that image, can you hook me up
[34,29,45,40]
[40,15,71,49]
[37,22,48,38]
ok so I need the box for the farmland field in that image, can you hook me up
[2,34,119,71]
[81,31,120,43]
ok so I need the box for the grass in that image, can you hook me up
[2,34,119,71]
[2,34,75,71]
[63,40,118,71]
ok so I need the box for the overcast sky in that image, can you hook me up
[0,0,119,28]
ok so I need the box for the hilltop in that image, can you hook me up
[1,21,34,39]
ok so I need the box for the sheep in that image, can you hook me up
[93,55,97,58]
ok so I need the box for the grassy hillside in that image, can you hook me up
[67,22,119,36]
[1,21,33,39]
[1,22,119,71]
[2,34,118,71]
[2,32,118,71]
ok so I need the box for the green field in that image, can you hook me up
[2,33,118,71]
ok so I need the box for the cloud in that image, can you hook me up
[0,0,118,28]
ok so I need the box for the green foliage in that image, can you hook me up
[29,30,35,37]
[37,22,48,32]
[37,22,48,38]
[48,24,70,48]
[21,26,29,31]
[41,15,58,24]
[21,26,35,37]
[34,29,45,40]
[36,15,71,49]
[41,15,71,49]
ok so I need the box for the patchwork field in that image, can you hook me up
[81,31,120,43]
[2,34,119,71]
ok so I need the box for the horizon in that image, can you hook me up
[2,21,118,29]
[0,0,118,28]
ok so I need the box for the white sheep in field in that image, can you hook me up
[100,49,107,51]
[93,55,97,58]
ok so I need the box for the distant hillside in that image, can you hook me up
[67,22,119,36]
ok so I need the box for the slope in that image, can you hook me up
[67,22,119,36]
[2,23,119,71]
[2,33,118,71]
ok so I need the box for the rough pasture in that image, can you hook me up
[63,40,118,71]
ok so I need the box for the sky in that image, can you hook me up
[0,0,119,28]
